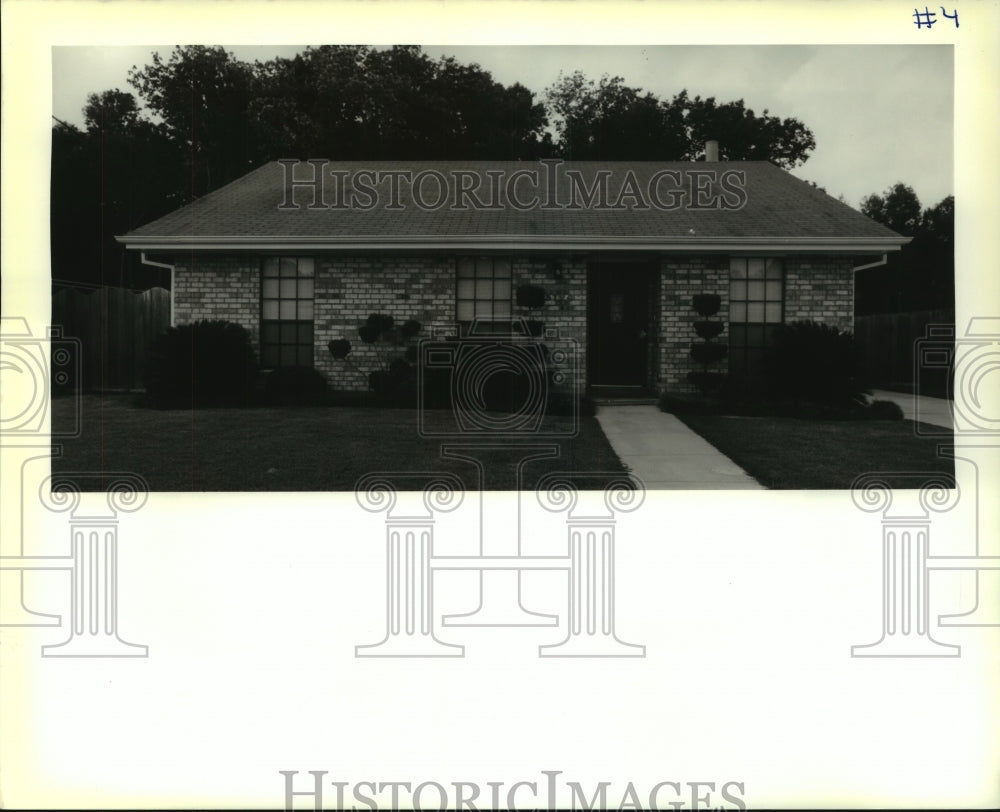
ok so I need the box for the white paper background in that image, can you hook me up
[2,1,998,809]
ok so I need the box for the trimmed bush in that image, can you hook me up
[694,320,725,341]
[692,294,722,317]
[690,342,728,366]
[763,320,866,406]
[144,320,257,409]
[866,399,905,420]
[516,285,546,309]
[328,339,351,359]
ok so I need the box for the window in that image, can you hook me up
[729,257,783,376]
[261,256,315,368]
[457,257,512,323]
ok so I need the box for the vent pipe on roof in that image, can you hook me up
[704,140,720,162]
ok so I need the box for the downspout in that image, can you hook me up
[852,254,888,273]
[140,252,176,326]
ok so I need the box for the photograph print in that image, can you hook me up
[48,44,955,491]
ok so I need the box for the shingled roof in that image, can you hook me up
[118,160,907,253]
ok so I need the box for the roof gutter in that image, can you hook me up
[140,252,176,326]
[118,235,909,254]
[852,254,889,272]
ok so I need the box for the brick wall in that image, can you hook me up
[656,255,730,392]
[511,256,588,395]
[313,254,587,392]
[654,253,857,394]
[313,256,455,390]
[172,251,855,397]
[783,255,855,333]
[173,256,260,343]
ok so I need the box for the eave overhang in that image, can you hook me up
[116,234,910,254]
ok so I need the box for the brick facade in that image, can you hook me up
[171,251,856,396]
[173,257,261,343]
[784,255,855,333]
[655,255,731,392]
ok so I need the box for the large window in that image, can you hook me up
[457,257,512,323]
[729,257,784,376]
[261,256,315,368]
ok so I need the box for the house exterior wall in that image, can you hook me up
[173,256,261,343]
[783,255,855,333]
[653,253,856,394]
[315,254,587,393]
[656,255,731,393]
[173,253,588,394]
[171,251,855,397]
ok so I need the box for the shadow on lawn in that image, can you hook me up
[677,413,955,490]
[50,395,628,492]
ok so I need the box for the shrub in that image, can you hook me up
[866,399,905,420]
[692,294,722,317]
[144,320,257,408]
[328,313,423,405]
[328,339,351,359]
[658,390,725,415]
[688,294,727,394]
[690,343,728,366]
[763,321,866,406]
[516,285,546,309]
[263,366,327,406]
[693,320,724,341]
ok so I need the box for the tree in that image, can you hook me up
[51,89,183,288]
[128,45,263,195]
[855,185,954,314]
[860,182,922,237]
[544,73,815,167]
[546,72,687,160]
[248,46,550,160]
[673,91,815,168]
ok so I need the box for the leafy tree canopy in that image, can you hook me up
[856,184,954,314]
[54,46,820,287]
[545,72,815,167]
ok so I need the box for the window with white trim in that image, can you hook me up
[261,256,315,368]
[728,257,784,376]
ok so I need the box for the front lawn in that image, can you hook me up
[50,395,627,492]
[676,414,954,489]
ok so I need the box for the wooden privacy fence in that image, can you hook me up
[854,308,954,397]
[52,286,170,391]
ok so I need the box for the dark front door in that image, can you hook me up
[588,262,652,388]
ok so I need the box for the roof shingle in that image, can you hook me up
[120,160,906,250]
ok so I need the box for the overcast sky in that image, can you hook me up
[52,44,953,210]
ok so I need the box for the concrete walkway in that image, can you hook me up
[870,389,953,429]
[595,404,765,490]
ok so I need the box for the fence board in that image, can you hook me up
[855,309,954,396]
[52,286,170,391]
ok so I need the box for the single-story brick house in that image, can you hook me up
[117,151,907,395]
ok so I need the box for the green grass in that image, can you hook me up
[51,395,627,492]
[676,414,954,489]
